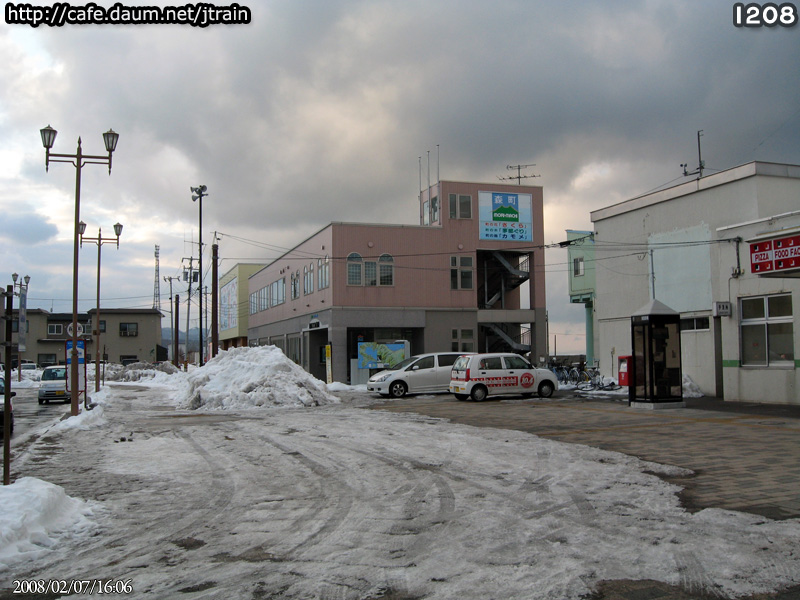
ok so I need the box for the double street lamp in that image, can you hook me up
[40,125,119,416]
[79,222,123,396]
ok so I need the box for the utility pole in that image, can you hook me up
[173,294,180,368]
[183,257,197,366]
[211,242,219,358]
[3,285,14,485]
[163,275,180,362]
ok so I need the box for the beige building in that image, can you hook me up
[11,308,163,366]
[219,263,266,350]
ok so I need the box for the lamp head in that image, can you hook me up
[40,125,57,149]
[114,222,123,237]
[12,273,18,284]
[24,275,30,285]
[78,220,87,236]
[102,129,119,153]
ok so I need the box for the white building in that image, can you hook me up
[590,162,799,404]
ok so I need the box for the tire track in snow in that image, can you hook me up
[673,550,727,598]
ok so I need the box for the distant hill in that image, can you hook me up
[162,327,208,351]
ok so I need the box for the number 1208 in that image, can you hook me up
[733,2,798,26]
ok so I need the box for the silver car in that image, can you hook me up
[368,352,472,398]
[38,365,68,404]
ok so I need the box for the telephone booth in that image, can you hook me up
[629,299,684,408]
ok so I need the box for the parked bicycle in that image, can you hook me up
[551,365,571,384]
[576,368,621,391]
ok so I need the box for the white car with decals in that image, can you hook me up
[449,353,557,401]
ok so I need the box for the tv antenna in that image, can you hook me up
[681,130,705,179]
[498,163,540,185]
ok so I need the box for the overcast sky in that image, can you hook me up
[2,0,799,356]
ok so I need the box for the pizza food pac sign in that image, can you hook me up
[750,234,800,275]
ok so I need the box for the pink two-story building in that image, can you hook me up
[247,180,547,383]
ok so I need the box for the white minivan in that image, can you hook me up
[367,352,471,398]
[38,365,68,404]
[449,353,558,401]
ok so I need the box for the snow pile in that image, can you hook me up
[50,388,112,432]
[178,345,338,410]
[682,374,704,398]
[7,369,41,388]
[105,361,183,385]
[0,478,97,571]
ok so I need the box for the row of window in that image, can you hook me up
[251,250,476,314]
[346,253,394,287]
[250,257,331,314]
[422,193,474,225]
[677,294,794,367]
[43,322,138,337]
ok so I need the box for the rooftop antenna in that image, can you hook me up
[499,163,540,185]
[681,130,705,179]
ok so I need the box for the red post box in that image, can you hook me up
[618,355,632,386]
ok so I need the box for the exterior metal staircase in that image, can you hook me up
[479,252,530,309]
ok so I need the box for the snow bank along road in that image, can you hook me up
[2,384,799,600]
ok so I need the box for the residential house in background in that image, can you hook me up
[10,308,163,366]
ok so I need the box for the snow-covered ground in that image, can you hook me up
[1,347,798,599]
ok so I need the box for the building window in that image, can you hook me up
[450,256,474,290]
[304,263,314,295]
[573,257,585,277]
[740,294,793,366]
[347,253,363,286]
[349,253,394,287]
[379,254,394,286]
[48,324,62,336]
[260,286,269,311]
[318,256,330,290]
[250,292,257,315]
[291,271,300,300]
[120,323,138,337]
[99,320,106,333]
[38,354,57,367]
[422,200,429,226]
[449,194,472,219]
[452,328,474,352]
[271,278,286,307]
[431,196,439,223]
[680,317,710,332]
[365,260,377,286]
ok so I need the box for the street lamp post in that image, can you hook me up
[11,273,30,382]
[40,125,119,416]
[190,185,207,364]
[79,222,122,396]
